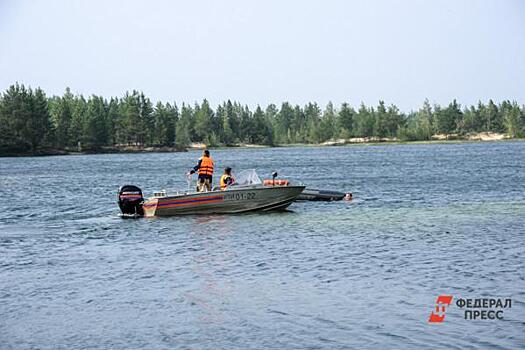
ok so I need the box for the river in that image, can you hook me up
[1,141,524,349]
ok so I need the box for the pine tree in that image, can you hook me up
[120,91,142,145]
[175,103,193,147]
[374,101,388,137]
[354,103,375,137]
[106,97,120,145]
[415,99,434,140]
[252,106,273,145]
[215,105,229,145]
[0,83,32,151]
[337,103,355,138]
[463,104,481,133]
[23,87,51,151]
[52,88,74,148]
[167,102,178,146]
[153,102,178,146]
[69,95,87,149]
[139,92,154,145]
[239,105,254,143]
[291,105,306,142]
[304,102,321,143]
[194,99,213,142]
[319,102,337,141]
[502,101,521,138]
[83,95,109,149]
[483,100,499,132]
[275,102,293,143]
[436,100,462,136]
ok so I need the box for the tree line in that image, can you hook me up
[1,83,524,155]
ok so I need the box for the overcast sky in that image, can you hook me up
[1,0,524,111]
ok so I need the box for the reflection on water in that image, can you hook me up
[0,142,524,349]
[188,215,235,324]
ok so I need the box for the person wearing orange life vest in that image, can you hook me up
[219,167,235,190]
[189,149,214,192]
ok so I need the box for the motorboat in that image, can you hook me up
[118,170,305,217]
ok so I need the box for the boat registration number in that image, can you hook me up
[225,192,256,200]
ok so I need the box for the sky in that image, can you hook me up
[0,0,524,111]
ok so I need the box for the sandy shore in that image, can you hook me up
[318,132,511,146]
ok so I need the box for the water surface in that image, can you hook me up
[1,142,524,349]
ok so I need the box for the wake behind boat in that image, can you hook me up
[118,170,304,217]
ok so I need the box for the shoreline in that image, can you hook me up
[2,136,523,157]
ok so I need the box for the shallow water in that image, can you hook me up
[1,142,524,349]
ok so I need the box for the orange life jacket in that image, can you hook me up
[220,174,234,190]
[198,156,214,176]
[263,179,289,186]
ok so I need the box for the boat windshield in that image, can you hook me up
[234,169,262,186]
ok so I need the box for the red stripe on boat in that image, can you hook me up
[157,195,224,208]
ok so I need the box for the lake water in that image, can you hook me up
[1,142,524,349]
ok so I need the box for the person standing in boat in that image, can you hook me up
[189,149,214,192]
[219,167,235,190]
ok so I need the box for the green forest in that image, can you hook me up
[1,83,524,155]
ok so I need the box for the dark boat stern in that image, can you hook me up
[118,185,144,217]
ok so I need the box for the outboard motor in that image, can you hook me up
[118,185,144,216]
